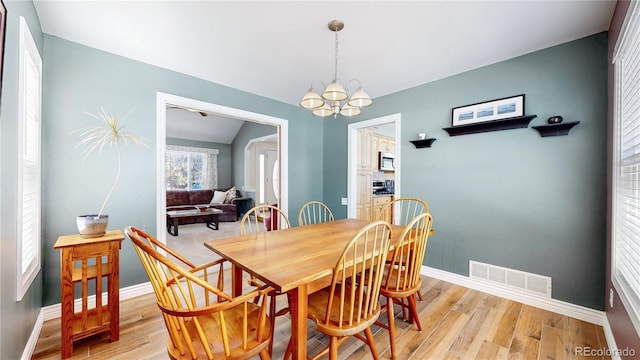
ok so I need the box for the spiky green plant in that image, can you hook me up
[76,107,147,216]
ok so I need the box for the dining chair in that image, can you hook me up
[240,205,291,356]
[376,212,433,360]
[378,197,430,301]
[125,226,272,360]
[286,220,392,360]
[298,200,335,226]
[378,197,429,226]
[241,204,291,233]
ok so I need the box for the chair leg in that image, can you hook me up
[329,337,339,360]
[259,348,272,360]
[364,327,380,360]
[387,297,396,360]
[283,336,292,360]
[417,290,423,301]
[408,294,422,331]
[268,293,277,356]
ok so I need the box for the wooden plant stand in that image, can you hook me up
[54,230,124,359]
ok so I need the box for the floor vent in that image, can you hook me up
[469,260,552,298]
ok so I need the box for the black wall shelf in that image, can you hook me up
[410,138,437,148]
[442,115,537,136]
[532,121,580,137]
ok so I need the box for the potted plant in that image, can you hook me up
[75,107,147,238]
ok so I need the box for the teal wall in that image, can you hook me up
[166,137,233,188]
[324,33,608,309]
[40,35,323,307]
[0,1,44,358]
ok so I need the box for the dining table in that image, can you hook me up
[203,218,406,360]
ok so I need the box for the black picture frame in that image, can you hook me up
[451,94,525,127]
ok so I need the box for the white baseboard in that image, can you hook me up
[602,313,622,360]
[41,281,154,321]
[22,281,154,360]
[21,310,44,360]
[421,265,606,326]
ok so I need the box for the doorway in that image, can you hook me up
[347,113,401,218]
[155,92,289,244]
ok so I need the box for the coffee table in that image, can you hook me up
[166,207,223,236]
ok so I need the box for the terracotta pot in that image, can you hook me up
[76,214,109,238]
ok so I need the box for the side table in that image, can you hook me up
[54,230,124,359]
[232,197,254,220]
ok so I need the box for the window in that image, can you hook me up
[16,17,42,301]
[165,145,218,190]
[613,0,640,336]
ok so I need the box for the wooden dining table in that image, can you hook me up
[203,218,405,360]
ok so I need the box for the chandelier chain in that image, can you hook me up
[334,28,339,81]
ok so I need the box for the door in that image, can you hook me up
[257,149,278,205]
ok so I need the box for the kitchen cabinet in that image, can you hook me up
[372,196,393,223]
[357,128,374,171]
[376,134,395,153]
[356,171,372,221]
[371,133,395,170]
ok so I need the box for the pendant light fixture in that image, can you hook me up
[299,20,373,117]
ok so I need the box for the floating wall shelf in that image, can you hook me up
[443,115,537,136]
[532,121,580,137]
[410,138,437,148]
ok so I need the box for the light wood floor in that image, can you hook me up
[32,277,611,360]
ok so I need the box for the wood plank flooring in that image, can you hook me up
[32,277,610,360]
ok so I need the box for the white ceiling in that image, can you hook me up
[165,107,246,144]
[33,0,617,142]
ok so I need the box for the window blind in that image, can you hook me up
[613,0,640,337]
[16,17,42,301]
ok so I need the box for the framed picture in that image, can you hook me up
[0,0,6,98]
[452,94,525,126]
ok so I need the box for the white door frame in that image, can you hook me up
[347,113,401,218]
[156,92,289,244]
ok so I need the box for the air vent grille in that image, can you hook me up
[469,260,552,298]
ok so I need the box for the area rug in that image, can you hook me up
[167,221,241,265]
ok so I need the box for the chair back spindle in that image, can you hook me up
[240,204,291,235]
[298,201,335,226]
[379,197,429,226]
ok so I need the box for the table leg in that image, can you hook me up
[167,217,179,236]
[206,213,219,230]
[109,242,120,342]
[231,264,243,297]
[60,249,74,359]
[289,285,308,360]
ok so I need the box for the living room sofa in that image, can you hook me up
[166,188,251,224]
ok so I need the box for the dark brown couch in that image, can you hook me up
[166,188,249,224]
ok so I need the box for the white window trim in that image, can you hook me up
[612,0,640,337]
[16,17,42,301]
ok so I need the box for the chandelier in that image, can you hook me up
[299,20,373,117]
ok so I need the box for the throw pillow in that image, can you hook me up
[225,186,237,204]
[210,190,227,204]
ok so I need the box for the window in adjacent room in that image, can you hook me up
[165,145,218,190]
[16,17,42,301]
[612,0,640,337]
